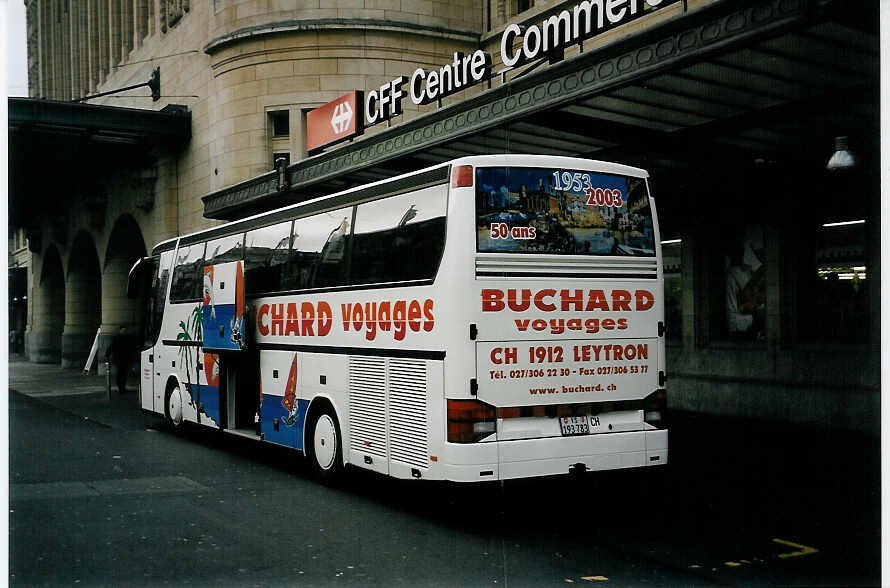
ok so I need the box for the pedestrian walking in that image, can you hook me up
[105,326,135,394]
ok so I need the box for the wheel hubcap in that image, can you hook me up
[314,415,337,470]
[168,387,183,426]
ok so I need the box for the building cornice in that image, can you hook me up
[204,19,481,55]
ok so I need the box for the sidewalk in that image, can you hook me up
[8,354,153,431]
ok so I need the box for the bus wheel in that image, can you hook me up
[307,406,343,481]
[165,385,184,431]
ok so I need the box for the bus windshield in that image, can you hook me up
[475,166,655,256]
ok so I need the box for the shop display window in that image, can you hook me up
[799,221,869,344]
[723,225,766,342]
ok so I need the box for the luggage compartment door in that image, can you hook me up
[202,260,246,352]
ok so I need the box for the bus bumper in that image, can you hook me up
[442,428,668,482]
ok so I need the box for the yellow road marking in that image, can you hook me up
[772,538,819,559]
[724,561,742,567]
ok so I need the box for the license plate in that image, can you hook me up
[559,416,589,436]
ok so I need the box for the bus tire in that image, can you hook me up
[306,405,343,482]
[165,383,185,431]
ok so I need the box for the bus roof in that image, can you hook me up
[152,155,649,255]
[450,154,649,179]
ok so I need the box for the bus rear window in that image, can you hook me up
[475,167,655,256]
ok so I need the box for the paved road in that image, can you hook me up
[9,360,880,586]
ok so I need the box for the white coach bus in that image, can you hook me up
[129,155,668,482]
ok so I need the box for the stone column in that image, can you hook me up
[27,251,65,364]
[98,254,143,375]
[680,232,697,349]
[61,266,102,369]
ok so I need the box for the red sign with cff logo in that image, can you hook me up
[306,91,364,152]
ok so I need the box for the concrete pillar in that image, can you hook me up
[779,217,811,349]
[62,246,102,369]
[62,281,101,368]
[98,254,143,375]
[680,232,697,349]
[764,225,781,350]
[27,250,65,364]
[683,228,720,348]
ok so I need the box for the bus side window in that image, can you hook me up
[207,233,245,265]
[245,221,293,295]
[147,251,173,346]
[170,243,206,302]
[351,186,447,286]
[294,208,352,289]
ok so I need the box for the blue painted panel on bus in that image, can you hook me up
[261,395,308,449]
[200,385,221,425]
[203,304,245,351]
[183,383,222,427]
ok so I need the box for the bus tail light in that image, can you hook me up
[447,399,495,443]
[451,165,473,188]
[643,389,667,426]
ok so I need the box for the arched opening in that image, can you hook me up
[27,246,65,363]
[63,231,102,369]
[100,215,148,374]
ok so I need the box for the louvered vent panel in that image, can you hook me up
[349,356,387,459]
[387,359,428,469]
[476,253,658,278]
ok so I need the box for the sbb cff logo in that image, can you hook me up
[330,101,353,134]
[306,91,364,152]
[490,223,536,240]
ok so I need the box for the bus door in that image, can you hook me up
[128,253,167,412]
[257,351,304,449]
[201,260,246,352]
